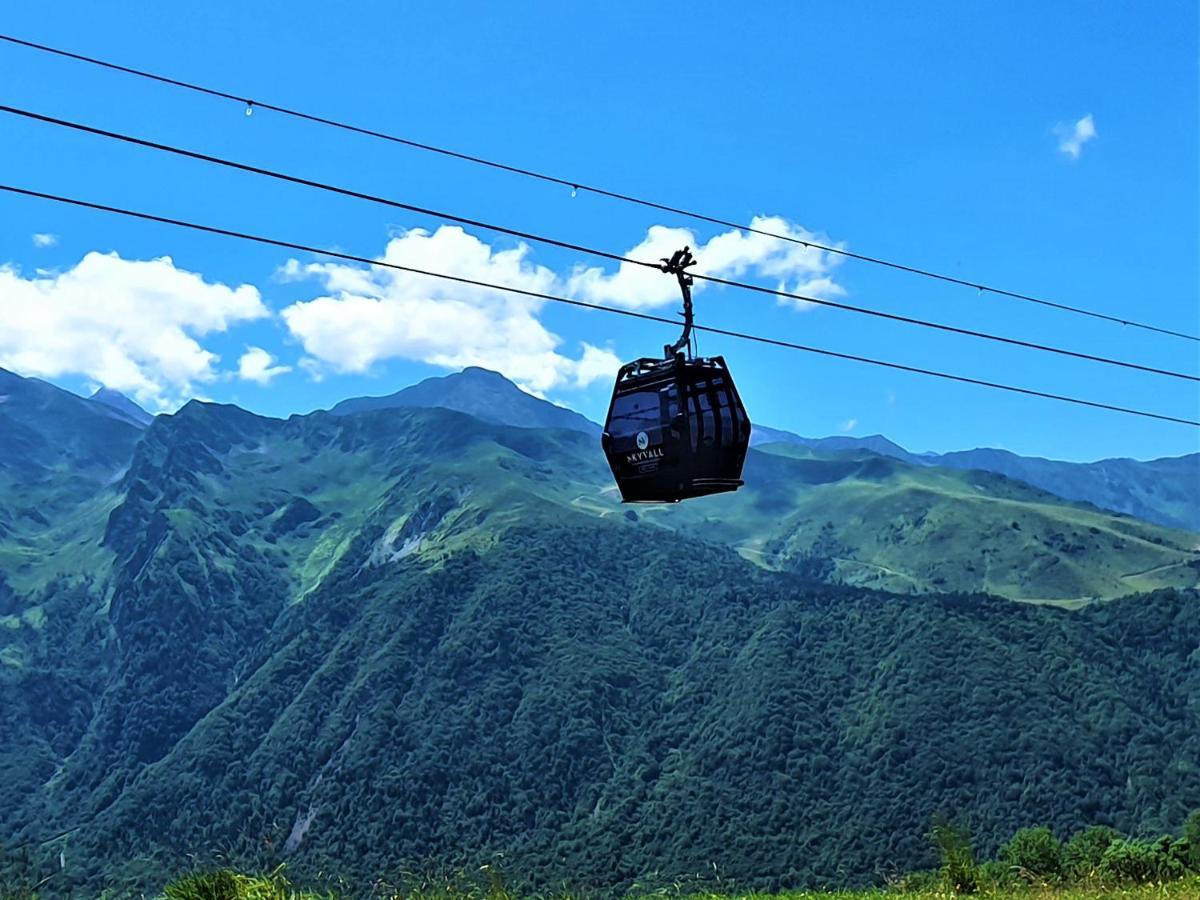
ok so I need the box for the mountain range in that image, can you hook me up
[333,366,1200,533]
[1,364,1198,894]
[2,365,1196,605]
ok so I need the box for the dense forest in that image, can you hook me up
[1,378,1198,897]
[5,514,1199,894]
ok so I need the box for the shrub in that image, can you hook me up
[893,869,941,892]
[1185,809,1200,871]
[976,859,1015,888]
[1098,836,1187,884]
[999,825,1063,883]
[163,870,253,900]
[1062,825,1119,880]
[0,847,43,900]
[928,814,980,894]
[161,865,327,900]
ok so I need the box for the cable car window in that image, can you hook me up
[719,401,733,443]
[688,395,700,450]
[662,384,679,419]
[608,392,661,437]
[697,392,716,445]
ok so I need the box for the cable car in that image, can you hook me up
[601,247,751,503]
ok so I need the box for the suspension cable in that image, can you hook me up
[2,31,1195,343]
[1,104,1196,385]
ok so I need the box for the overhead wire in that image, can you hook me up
[1,103,1196,386]
[2,32,1195,344]
[1,182,1195,428]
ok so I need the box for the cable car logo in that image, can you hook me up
[626,447,664,463]
[636,431,649,450]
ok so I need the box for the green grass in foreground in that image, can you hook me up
[159,877,1200,900]
[146,867,1200,900]
[8,864,1200,899]
[713,887,1200,899]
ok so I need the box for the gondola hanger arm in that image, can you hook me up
[662,246,697,358]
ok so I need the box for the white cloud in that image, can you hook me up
[1056,114,1097,160]
[0,251,267,409]
[4,214,847,406]
[840,417,858,433]
[31,233,58,248]
[571,343,622,389]
[238,346,292,385]
[281,226,621,394]
[566,216,846,311]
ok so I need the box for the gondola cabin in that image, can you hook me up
[601,247,751,503]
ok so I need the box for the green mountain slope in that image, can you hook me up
[6,491,1199,893]
[750,423,1200,532]
[931,448,1200,533]
[2,369,1196,608]
[1,373,1198,895]
[0,368,144,600]
[661,444,1200,603]
[351,369,1198,533]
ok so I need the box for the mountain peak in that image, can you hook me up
[89,387,154,427]
[459,366,509,380]
[329,368,600,434]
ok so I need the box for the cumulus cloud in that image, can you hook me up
[571,343,622,389]
[1056,114,1097,160]
[566,216,846,311]
[0,251,267,408]
[280,226,620,394]
[4,214,845,406]
[238,346,292,385]
[840,417,858,433]
[31,233,58,248]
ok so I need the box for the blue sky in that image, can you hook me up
[1,1,1196,462]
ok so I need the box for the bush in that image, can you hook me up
[892,869,942,892]
[976,860,1015,888]
[163,870,252,900]
[999,825,1063,883]
[1185,809,1200,871]
[1062,825,1119,880]
[928,814,980,894]
[0,847,43,900]
[1098,836,1187,884]
[161,866,326,900]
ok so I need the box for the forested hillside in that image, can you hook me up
[1,389,1198,896]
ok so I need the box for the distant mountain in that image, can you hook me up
[331,370,1200,532]
[672,444,1198,601]
[330,366,599,434]
[752,426,912,460]
[0,368,145,598]
[89,386,153,428]
[0,365,1191,608]
[930,448,1200,533]
[331,370,1198,532]
[338,369,1199,532]
[0,367,143,478]
[751,422,1200,531]
[1,394,1196,894]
